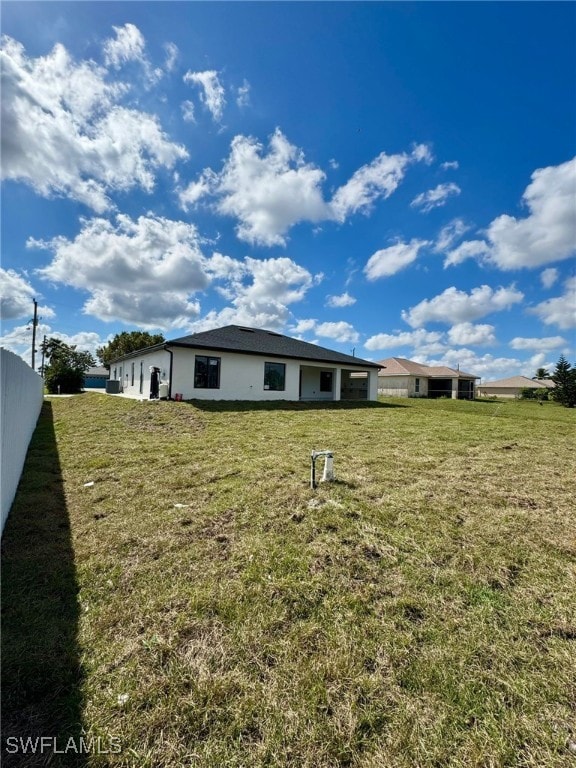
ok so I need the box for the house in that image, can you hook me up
[376,357,478,399]
[477,376,555,399]
[83,366,109,389]
[107,325,381,402]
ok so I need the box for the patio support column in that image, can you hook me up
[334,368,342,401]
[368,370,378,401]
[451,378,459,399]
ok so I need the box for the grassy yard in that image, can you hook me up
[2,394,575,767]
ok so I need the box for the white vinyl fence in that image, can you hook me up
[1,348,44,534]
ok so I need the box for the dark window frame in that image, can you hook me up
[194,355,221,389]
[264,361,286,391]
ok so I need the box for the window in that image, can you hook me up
[195,356,220,389]
[264,362,286,391]
[139,362,143,394]
[415,377,420,393]
[131,362,135,386]
[320,371,333,392]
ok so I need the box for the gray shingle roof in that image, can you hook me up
[168,325,379,368]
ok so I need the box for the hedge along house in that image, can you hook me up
[376,357,478,399]
[107,325,381,402]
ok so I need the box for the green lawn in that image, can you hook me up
[2,395,575,767]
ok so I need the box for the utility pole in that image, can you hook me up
[40,334,47,377]
[30,298,38,370]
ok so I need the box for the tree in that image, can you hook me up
[533,367,551,380]
[96,331,165,369]
[551,355,576,408]
[42,338,95,394]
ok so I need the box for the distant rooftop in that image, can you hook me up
[479,376,555,389]
[376,357,478,379]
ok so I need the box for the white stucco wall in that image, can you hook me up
[378,375,428,397]
[477,387,520,399]
[171,348,301,400]
[111,347,378,401]
[300,366,336,400]
[1,349,44,534]
[110,350,171,397]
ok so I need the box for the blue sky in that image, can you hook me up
[1,1,575,381]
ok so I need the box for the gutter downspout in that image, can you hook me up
[164,345,174,400]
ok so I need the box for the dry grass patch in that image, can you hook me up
[2,394,575,767]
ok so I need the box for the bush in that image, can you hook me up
[519,388,549,402]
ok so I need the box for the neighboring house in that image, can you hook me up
[377,357,478,399]
[83,366,109,389]
[107,325,381,402]
[477,376,556,399]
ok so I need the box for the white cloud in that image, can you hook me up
[447,322,496,347]
[411,182,461,213]
[289,318,359,343]
[530,276,576,330]
[181,100,196,123]
[416,348,524,380]
[540,267,559,289]
[291,318,318,335]
[208,129,329,246]
[1,34,188,211]
[33,214,210,329]
[441,161,459,171]
[178,169,216,209]
[103,23,146,69]
[189,257,318,333]
[509,335,567,352]
[330,144,431,222]
[411,143,434,164]
[163,42,179,72]
[103,24,163,85]
[0,268,54,320]
[364,329,443,352]
[183,69,226,122]
[206,252,247,282]
[485,158,576,268]
[402,284,524,328]
[315,321,359,343]
[364,239,429,280]
[444,239,492,267]
[236,79,251,108]
[29,209,319,332]
[84,290,201,329]
[183,130,431,246]
[444,158,576,270]
[326,292,356,308]
[434,218,470,253]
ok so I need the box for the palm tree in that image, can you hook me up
[533,367,551,380]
